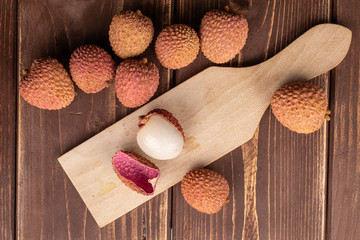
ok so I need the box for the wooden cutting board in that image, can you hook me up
[58,24,351,227]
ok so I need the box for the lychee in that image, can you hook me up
[115,58,159,108]
[19,57,75,110]
[137,109,185,160]
[112,151,160,195]
[69,44,115,93]
[181,168,230,214]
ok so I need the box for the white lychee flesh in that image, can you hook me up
[137,115,184,160]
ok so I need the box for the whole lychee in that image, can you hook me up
[200,9,248,64]
[19,57,75,110]
[271,81,329,134]
[181,168,230,214]
[115,58,159,108]
[112,151,160,195]
[69,44,115,93]
[155,24,200,69]
[109,10,154,58]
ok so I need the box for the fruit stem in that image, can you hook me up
[325,109,331,121]
[224,5,230,11]
[22,69,29,76]
[229,0,252,15]
[136,10,143,16]
[104,80,111,88]
[141,58,148,64]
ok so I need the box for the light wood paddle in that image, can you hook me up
[58,24,351,227]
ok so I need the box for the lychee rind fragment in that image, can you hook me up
[19,57,75,110]
[271,81,328,134]
[200,9,248,64]
[69,44,115,93]
[181,168,230,214]
[115,58,159,108]
[112,151,160,195]
[155,24,200,69]
[109,10,154,58]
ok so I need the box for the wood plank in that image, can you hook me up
[0,0,16,239]
[172,0,331,239]
[172,1,245,238]
[17,0,171,239]
[327,0,360,239]
[127,1,173,239]
[256,0,330,239]
[115,1,173,239]
[241,128,260,240]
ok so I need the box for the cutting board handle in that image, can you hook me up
[258,23,351,92]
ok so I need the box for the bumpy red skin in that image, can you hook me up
[109,10,154,59]
[138,109,185,141]
[200,9,248,64]
[19,57,75,110]
[69,44,115,93]
[271,81,328,134]
[115,59,159,108]
[181,168,230,214]
[112,151,159,196]
[155,24,200,69]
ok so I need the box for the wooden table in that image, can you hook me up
[1,0,359,239]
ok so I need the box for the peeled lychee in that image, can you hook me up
[109,10,154,58]
[137,109,185,160]
[115,58,159,108]
[112,151,160,195]
[181,168,230,214]
[69,44,115,93]
[155,24,200,69]
[271,81,329,134]
[19,57,75,110]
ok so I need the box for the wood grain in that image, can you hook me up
[12,0,360,239]
[118,1,173,239]
[256,1,331,239]
[0,0,16,239]
[242,128,259,240]
[171,2,251,239]
[17,0,171,239]
[173,0,332,239]
[327,0,360,239]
